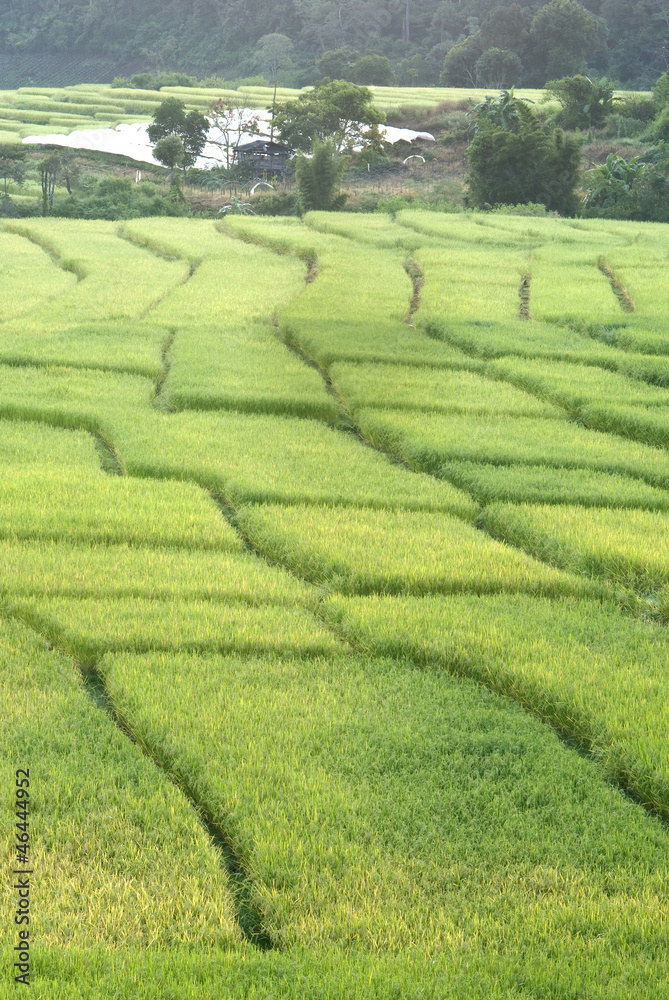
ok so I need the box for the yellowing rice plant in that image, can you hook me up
[234,501,604,598]
[9,595,343,665]
[482,501,669,591]
[0,469,242,549]
[0,539,310,604]
[0,615,241,950]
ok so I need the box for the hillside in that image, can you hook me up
[0,0,665,89]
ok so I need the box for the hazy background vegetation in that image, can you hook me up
[0,0,666,90]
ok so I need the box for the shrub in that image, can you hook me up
[295,140,348,212]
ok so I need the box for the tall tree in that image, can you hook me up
[529,0,606,83]
[147,97,209,173]
[274,79,385,153]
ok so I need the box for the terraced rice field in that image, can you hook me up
[3,210,669,998]
[0,83,554,149]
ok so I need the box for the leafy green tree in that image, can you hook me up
[441,34,484,87]
[466,94,581,214]
[57,149,81,195]
[475,48,523,88]
[147,98,208,174]
[529,0,606,83]
[295,140,347,212]
[153,134,185,184]
[315,48,360,81]
[255,32,293,83]
[0,146,27,197]
[480,4,527,54]
[274,79,385,153]
[546,75,616,128]
[352,54,395,86]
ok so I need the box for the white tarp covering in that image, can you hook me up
[22,110,434,167]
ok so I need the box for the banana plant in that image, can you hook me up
[583,152,646,209]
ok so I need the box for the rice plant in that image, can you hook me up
[9,595,343,665]
[482,501,669,591]
[0,614,240,950]
[357,407,669,487]
[112,408,477,515]
[0,469,242,549]
[323,591,669,819]
[235,501,604,598]
[93,646,669,996]
[0,539,310,605]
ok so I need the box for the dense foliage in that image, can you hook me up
[466,91,582,213]
[0,0,666,88]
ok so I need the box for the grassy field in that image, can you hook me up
[3,211,669,998]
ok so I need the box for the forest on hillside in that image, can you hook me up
[0,0,667,89]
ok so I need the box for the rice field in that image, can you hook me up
[0,83,558,144]
[4,211,669,998]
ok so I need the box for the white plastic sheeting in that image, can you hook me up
[22,110,434,168]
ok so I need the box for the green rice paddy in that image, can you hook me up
[3,211,669,998]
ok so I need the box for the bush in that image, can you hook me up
[653,72,669,111]
[617,96,656,123]
[545,75,616,129]
[252,191,298,215]
[295,140,348,212]
[652,106,669,142]
[53,178,191,219]
[467,117,581,215]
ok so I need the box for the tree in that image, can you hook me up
[316,47,360,81]
[480,5,527,54]
[466,95,582,214]
[274,79,385,153]
[352,54,395,86]
[546,75,616,128]
[40,153,61,217]
[583,153,647,212]
[475,48,523,88]
[441,34,485,87]
[295,140,347,212]
[255,32,294,138]
[147,98,209,174]
[57,149,81,195]
[0,146,27,197]
[255,32,294,83]
[153,135,185,184]
[206,101,261,169]
[653,71,669,111]
[529,0,606,83]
